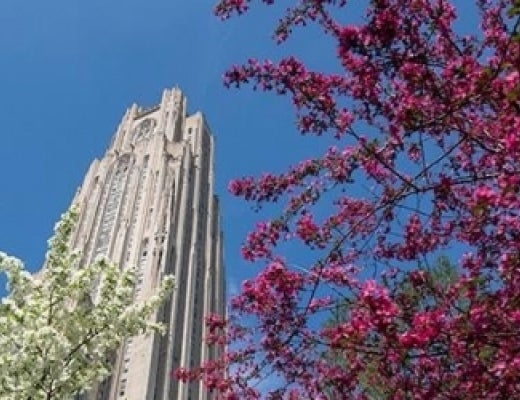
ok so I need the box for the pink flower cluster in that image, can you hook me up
[179,0,520,398]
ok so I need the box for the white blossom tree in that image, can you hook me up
[0,208,174,399]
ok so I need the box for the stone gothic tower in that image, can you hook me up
[70,88,225,400]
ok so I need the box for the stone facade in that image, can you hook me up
[70,88,225,400]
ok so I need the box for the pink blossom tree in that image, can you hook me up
[179,0,520,398]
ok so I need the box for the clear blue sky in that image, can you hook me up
[0,0,335,297]
[0,0,479,298]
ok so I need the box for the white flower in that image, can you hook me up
[0,208,174,399]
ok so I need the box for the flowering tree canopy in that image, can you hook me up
[179,0,520,398]
[0,208,174,399]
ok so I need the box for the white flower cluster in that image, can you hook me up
[0,208,174,399]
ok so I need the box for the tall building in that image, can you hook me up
[69,88,225,400]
